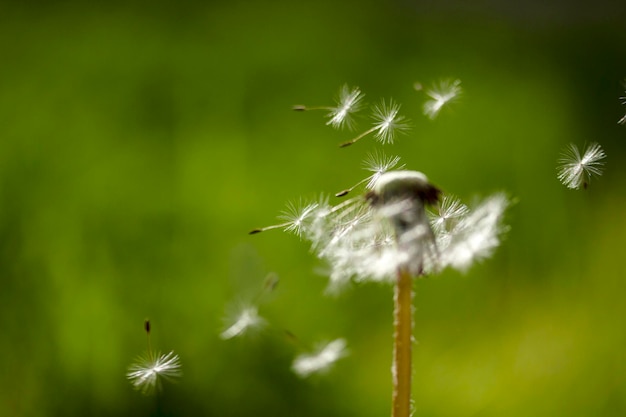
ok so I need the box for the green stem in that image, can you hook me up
[392,266,413,417]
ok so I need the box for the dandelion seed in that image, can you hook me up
[326,84,365,130]
[220,306,265,340]
[436,193,509,273]
[127,351,182,395]
[371,99,410,144]
[335,152,404,197]
[557,142,606,190]
[292,339,348,378]
[127,321,181,395]
[363,151,404,189]
[280,200,320,237]
[429,195,469,235]
[340,99,410,147]
[292,84,364,131]
[249,200,319,237]
[423,79,462,119]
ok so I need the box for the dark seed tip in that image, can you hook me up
[249,228,263,235]
[292,105,307,111]
[144,320,151,334]
[335,190,349,197]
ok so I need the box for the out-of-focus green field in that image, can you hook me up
[1,1,626,416]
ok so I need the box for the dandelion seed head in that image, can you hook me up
[292,339,348,378]
[369,170,441,207]
[127,351,182,395]
[259,167,508,290]
[371,99,410,144]
[423,79,462,119]
[220,306,265,340]
[557,142,606,190]
[326,84,364,130]
[306,173,508,285]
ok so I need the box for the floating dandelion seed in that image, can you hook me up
[292,339,348,378]
[127,351,182,395]
[220,306,266,340]
[423,79,462,119]
[292,84,364,131]
[327,84,365,130]
[221,267,279,340]
[557,142,606,190]
[340,99,410,147]
[371,99,411,144]
[127,320,181,395]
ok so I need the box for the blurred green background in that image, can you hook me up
[1,0,626,416]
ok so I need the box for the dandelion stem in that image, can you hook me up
[339,126,377,148]
[392,266,413,417]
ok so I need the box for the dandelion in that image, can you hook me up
[127,320,182,395]
[220,306,266,340]
[423,79,462,119]
[340,99,410,147]
[253,169,508,286]
[251,168,508,417]
[292,338,348,378]
[253,84,509,417]
[557,142,606,190]
[293,84,364,131]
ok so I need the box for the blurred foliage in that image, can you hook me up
[1,0,626,416]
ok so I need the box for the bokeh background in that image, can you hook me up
[1,0,626,416]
